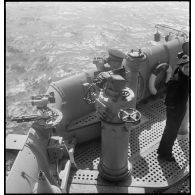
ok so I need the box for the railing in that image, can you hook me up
[155,24,188,39]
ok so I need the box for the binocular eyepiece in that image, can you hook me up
[31,92,55,108]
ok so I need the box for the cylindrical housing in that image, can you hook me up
[96,84,134,181]
[46,69,96,135]
[124,52,146,108]
[96,88,134,123]
[144,37,184,69]
[134,37,185,101]
[98,121,131,181]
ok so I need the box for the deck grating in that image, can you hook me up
[68,97,189,191]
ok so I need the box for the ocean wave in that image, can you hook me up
[59,11,79,16]
[6,82,26,96]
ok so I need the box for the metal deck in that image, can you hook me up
[67,95,190,193]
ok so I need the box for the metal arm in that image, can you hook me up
[11,114,50,123]
[155,24,188,38]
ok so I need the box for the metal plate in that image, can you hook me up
[161,176,190,193]
[6,134,28,151]
[68,97,189,192]
[68,183,146,193]
[68,112,99,130]
[142,98,166,117]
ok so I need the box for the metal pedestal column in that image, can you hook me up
[98,121,132,181]
[95,74,141,182]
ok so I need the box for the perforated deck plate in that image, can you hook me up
[68,112,99,130]
[67,97,189,193]
[68,110,148,131]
